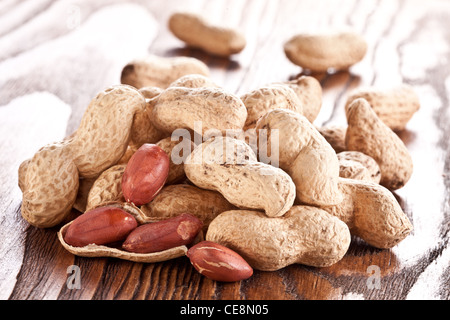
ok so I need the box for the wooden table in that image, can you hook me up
[1,0,449,301]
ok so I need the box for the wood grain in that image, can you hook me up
[1,0,450,300]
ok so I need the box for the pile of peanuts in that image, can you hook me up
[18,12,419,282]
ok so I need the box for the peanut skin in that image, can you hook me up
[337,151,381,184]
[122,213,203,253]
[58,202,189,263]
[256,109,342,206]
[122,144,170,206]
[187,241,253,282]
[64,206,138,247]
[206,206,351,271]
[86,164,126,212]
[241,84,303,131]
[69,85,145,179]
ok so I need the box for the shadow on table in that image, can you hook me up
[164,46,242,71]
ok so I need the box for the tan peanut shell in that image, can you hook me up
[141,184,236,231]
[73,177,96,212]
[156,137,194,185]
[345,84,420,131]
[168,12,246,57]
[184,136,296,217]
[21,141,79,228]
[206,206,351,271]
[152,87,247,136]
[321,178,413,249]
[241,84,303,130]
[138,75,219,147]
[121,55,210,89]
[278,76,323,123]
[284,30,367,72]
[116,145,137,165]
[18,158,30,192]
[86,164,126,211]
[131,87,167,149]
[256,109,342,206]
[337,151,381,183]
[58,202,188,263]
[318,125,347,153]
[69,85,145,178]
[168,74,219,89]
[345,98,413,190]
[138,86,163,99]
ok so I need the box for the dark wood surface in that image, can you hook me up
[1,0,450,300]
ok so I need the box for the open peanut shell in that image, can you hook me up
[57,201,199,263]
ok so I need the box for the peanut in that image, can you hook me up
[121,144,170,206]
[130,75,221,150]
[63,205,138,247]
[317,125,347,153]
[69,85,145,179]
[20,141,79,228]
[280,75,323,123]
[130,86,167,149]
[184,136,296,217]
[168,12,246,57]
[241,84,303,131]
[345,98,413,190]
[187,241,253,282]
[255,109,342,206]
[284,30,367,72]
[168,74,220,89]
[206,206,351,271]
[345,84,420,131]
[121,55,209,89]
[321,178,413,249]
[337,151,381,184]
[141,184,237,231]
[73,177,96,212]
[156,137,194,185]
[122,213,203,253]
[58,202,189,263]
[86,164,126,211]
[151,86,247,136]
